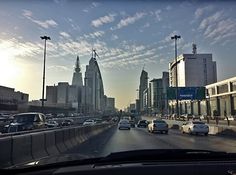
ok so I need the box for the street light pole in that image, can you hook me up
[171,35,181,118]
[40,36,51,113]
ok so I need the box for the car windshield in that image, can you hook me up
[13,114,36,123]
[1,0,236,169]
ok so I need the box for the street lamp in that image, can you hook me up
[40,36,51,113]
[171,35,181,118]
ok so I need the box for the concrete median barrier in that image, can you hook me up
[69,128,77,147]
[31,132,48,160]
[12,134,32,165]
[63,128,73,149]
[55,130,67,153]
[0,123,115,168]
[45,131,59,156]
[0,136,12,167]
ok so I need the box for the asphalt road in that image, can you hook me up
[67,125,236,158]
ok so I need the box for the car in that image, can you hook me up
[129,120,135,127]
[61,119,74,126]
[224,116,235,121]
[6,113,46,132]
[118,120,131,130]
[181,121,209,136]
[200,115,206,120]
[83,119,96,126]
[180,114,193,121]
[148,120,168,134]
[45,120,59,128]
[137,120,148,128]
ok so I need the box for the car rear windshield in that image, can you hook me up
[193,121,205,124]
[14,114,36,123]
[120,120,129,124]
[154,120,166,123]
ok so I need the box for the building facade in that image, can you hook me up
[169,53,217,87]
[84,56,105,113]
[139,70,148,113]
[0,85,28,112]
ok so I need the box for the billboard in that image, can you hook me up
[167,87,206,100]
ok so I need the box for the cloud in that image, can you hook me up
[83,31,105,39]
[116,12,146,29]
[198,10,236,45]
[111,34,118,40]
[48,65,69,72]
[198,10,224,30]
[91,14,116,27]
[160,58,165,63]
[150,9,162,21]
[91,2,100,8]
[83,9,89,13]
[22,10,33,17]
[166,5,172,11]
[22,9,57,29]
[195,5,214,19]
[60,32,70,38]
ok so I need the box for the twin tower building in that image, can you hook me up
[46,52,114,114]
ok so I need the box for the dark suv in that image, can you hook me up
[6,113,46,133]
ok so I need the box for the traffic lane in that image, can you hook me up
[136,128,236,153]
[100,126,178,156]
[67,126,236,158]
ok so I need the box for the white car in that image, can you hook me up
[224,116,235,121]
[181,121,209,136]
[118,120,131,130]
[83,119,96,126]
[148,120,168,134]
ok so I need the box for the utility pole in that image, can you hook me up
[40,36,51,113]
[171,35,181,118]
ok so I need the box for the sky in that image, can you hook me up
[0,0,236,109]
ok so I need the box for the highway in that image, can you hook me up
[67,125,236,157]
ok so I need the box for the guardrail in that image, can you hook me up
[0,123,115,168]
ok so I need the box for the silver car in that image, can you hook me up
[148,120,168,134]
[118,120,131,130]
[181,121,209,136]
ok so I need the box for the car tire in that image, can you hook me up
[188,128,192,135]
[118,127,121,130]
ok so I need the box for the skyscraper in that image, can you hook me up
[72,56,83,87]
[84,51,105,112]
[139,69,148,113]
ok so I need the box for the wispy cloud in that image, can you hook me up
[198,10,236,45]
[22,9,57,29]
[116,12,146,29]
[83,30,105,39]
[195,5,214,19]
[91,14,116,27]
[48,65,70,72]
[111,34,118,40]
[60,32,70,38]
[150,9,162,21]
